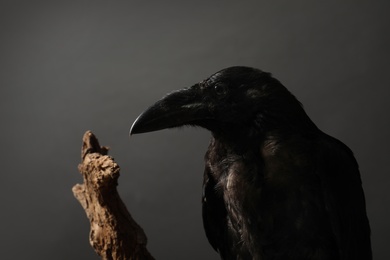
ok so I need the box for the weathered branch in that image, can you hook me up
[72,130,154,260]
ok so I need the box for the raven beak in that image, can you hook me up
[130,85,208,135]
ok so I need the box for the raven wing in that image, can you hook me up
[202,166,232,259]
[316,134,372,260]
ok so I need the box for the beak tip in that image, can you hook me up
[129,114,142,137]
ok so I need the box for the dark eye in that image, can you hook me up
[214,84,227,95]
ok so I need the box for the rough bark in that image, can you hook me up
[72,130,154,260]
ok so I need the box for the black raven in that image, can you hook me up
[130,66,372,260]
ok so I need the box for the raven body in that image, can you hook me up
[130,67,371,260]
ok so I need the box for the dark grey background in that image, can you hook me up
[1,1,389,259]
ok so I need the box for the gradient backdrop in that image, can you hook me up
[1,1,389,259]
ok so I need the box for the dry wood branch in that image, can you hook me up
[72,131,154,260]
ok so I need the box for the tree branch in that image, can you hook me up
[72,130,154,260]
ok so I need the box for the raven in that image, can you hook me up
[130,66,372,260]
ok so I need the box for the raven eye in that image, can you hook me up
[214,84,227,95]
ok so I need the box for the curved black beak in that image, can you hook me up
[130,84,209,135]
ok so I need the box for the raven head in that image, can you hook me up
[130,66,314,136]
